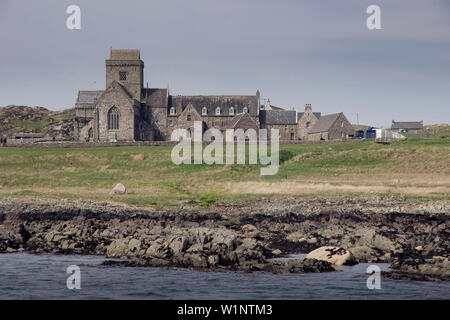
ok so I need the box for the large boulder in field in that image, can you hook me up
[110,183,127,195]
[306,246,357,266]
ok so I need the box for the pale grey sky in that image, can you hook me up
[0,0,449,127]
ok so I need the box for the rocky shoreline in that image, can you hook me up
[0,196,448,280]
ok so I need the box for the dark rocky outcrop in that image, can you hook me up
[0,196,448,279]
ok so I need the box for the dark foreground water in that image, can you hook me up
[0,253,449,299]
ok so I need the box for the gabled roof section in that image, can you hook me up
[261,104,284,111]
[229,113,244,128]
[97,80,134,103]
[391,121,423,130]
[179,103,202,120]
[298,112,321,119]
[110,49,140,60]
[228,112,258,130]
[260,110,297,125]
[309,113,341,133]
[76,91,104,104]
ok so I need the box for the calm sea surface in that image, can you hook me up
[0,253,449,300]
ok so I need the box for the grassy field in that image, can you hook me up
[0,137,448,207]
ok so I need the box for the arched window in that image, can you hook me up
[306,121,311,128]
[108,107,120,130]
[202,107,207,115]
[243,107,248,113]
[216,107,221,115]
[170,107,176,115]
[229,107,235,115]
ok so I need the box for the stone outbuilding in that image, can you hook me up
[391,120,423,134]
[308,112,354,141]
[297,104,321,140]
[259,103,298,141]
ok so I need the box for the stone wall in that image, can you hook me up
[106,60,143,102]
[149,107,169,140]
[78,119,95,142]
[266,124,297,141]
[308,132,328,141]
[308,113,354,141]
[327,113,354,140]
[232,114,259,132]
[95,82,138,142]
[297,108,319,140]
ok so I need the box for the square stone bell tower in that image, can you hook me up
[105,48,144,102]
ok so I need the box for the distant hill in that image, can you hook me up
[0,105,75,138]
[423,124,450,139]
[352,124,373,131]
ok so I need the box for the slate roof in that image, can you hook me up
[76,91,104,104]
[298,112,321,119]
[142,88,169,108]
[391,121,423,130]
[177,95,258,116]
[111,81,133,99]
[259,110,297,125]
[228,113,246,129]
[270,105,284,110]
[260,104,285,111]
[309,113,341,133]
[110,49,140,60]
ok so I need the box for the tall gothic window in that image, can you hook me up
[170,107,175,115]
[108,107,120,130]
[229,107,235,115]
[216,107,221,115]
[243,107,248,113]
[202,107,207,115]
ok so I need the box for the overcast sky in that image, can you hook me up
[1,0,449,127]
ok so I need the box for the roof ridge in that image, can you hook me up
[179,94,256,98]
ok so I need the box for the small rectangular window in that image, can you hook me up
[119,72,127,81]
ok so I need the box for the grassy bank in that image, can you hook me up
[0,138,448,207]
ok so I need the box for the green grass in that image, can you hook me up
[423,124,450,139]
[0,138,448,207]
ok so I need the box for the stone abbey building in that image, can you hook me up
[75,49,353,142]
